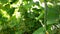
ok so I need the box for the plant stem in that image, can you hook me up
[44,0,48,34]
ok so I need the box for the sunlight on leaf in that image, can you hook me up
[1,9,10,20]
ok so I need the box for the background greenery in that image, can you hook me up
[0,0,60,34]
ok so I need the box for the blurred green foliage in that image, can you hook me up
[0,0,60,34]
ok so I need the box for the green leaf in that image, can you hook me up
[47,7,59,25]
[40,0,44,3]
[15,31,23,34]
[2,4,15,16]
[8,16,17,28]
[0,0,8,4]
[33,27,45,34]
[8,8,15,16]
[0,25,2,30]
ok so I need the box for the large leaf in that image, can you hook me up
[47,7,59,25]
[33,27,45,34]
